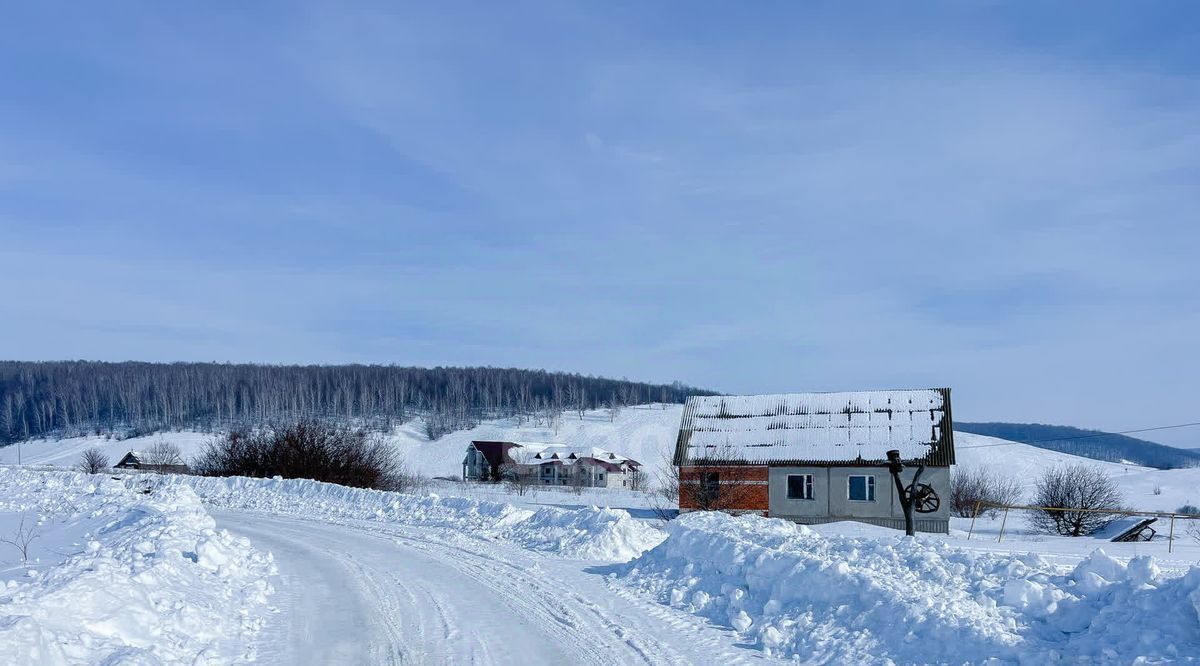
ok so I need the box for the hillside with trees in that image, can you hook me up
[0,361,712,444]
[956,422,1200,469]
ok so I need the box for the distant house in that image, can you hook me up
[463,441,642,489]
[114,451,189,475]
[673,389,955,534]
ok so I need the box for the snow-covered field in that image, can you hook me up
[3,409,1200,664]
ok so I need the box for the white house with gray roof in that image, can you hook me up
[674,388,955,533]
[463,441,643,489]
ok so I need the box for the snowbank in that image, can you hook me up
[0,468,275,665]
[176,475,664,562]
[620,512,1200,663]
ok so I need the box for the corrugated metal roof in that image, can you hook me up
[673,388,955,467]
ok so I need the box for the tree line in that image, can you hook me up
[0,361,712,443]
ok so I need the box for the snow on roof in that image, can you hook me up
[471,440,638,469]
[675,389,955,466]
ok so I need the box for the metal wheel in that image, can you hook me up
[907,482,940,513]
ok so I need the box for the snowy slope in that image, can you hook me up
[7,412,1200,516]
[388,404,685,480]
[0,431,215,468]
[956,432,1200,513]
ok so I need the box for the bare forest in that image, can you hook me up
[0,361,710,443]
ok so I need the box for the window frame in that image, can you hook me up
[847,474,876,502]
[785,473,815,500]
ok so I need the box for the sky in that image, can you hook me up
[1,2,1198,445]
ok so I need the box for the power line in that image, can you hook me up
[957,421,1200,450]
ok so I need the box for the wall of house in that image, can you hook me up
[603,470,626,488]
[463,447,489,480]
[678,465,769,513]
[768,466,950,533]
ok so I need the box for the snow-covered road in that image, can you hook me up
[216,511,770,666]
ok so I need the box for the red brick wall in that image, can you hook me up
[678,465,769,512]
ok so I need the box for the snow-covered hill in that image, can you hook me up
[5,408,1199,514]
[0,431,215,468]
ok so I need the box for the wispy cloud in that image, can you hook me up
[1,2,1197,442]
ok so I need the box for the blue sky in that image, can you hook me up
[2,2,1198,444]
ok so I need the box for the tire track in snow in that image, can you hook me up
[217,511,777,665]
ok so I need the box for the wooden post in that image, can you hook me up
[967,500,981,541]
[1169,514,1176,554]
[997,506,1009,543]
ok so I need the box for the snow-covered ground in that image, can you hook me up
[619,511,1200,663]
[0,467,761,665]
[0,431,216,469]
[0,469,275,665]
[4,410,1200,663]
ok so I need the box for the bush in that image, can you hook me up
[950,467,1024,517]
[143,441,185,471]
[1029,465,1125,536]
[76,447,109,474]
[193,420,398,489]
[1176,504,1200,516]
[380,464,432,495]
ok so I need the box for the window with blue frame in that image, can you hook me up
[848,475,876,501]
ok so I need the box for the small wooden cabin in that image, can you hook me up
[114,451,189,475]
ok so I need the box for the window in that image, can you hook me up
[786,474,814,500]
[848,475,876,502]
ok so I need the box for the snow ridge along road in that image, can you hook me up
[217,511,772,666]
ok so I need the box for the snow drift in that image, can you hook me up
[176,475,664,562]
[0,468,275,665]
[620,512,1200,664]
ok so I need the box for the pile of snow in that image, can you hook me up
[619,512,1200,663]
[176,475,664,562]
[0,468,275,664]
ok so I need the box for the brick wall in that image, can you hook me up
[678,465,769,512]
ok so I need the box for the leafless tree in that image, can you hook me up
[501,463,538,497]
[77,447,109,474]
[1029,464,1125,536]
[656,442,760,513]
[626,466,646,492]
[0,361,711,444]
[143,440,185,471]
[568,463,590,495]
[1,514,40,562]
[951,467,1024,517]
[619,384,639,409]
